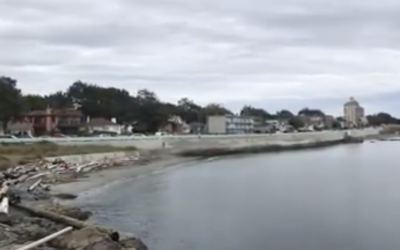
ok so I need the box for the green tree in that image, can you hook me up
[21,94,47,111]
[288,116,304,129]
[240,105,272,119]
[134,89,169,132]
[67,81,133,122]
[276,109,294,119]
[202,103,232,116]
[298,108,325,117]
[176,98,202,123]
[0,77,22,131]
[332,120,342,129]
[46,91,72,109]
[366,112,399,126]
[137,89,158,103]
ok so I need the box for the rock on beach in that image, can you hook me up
[0,151,151,250]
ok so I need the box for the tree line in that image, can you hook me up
[0,76,397,132]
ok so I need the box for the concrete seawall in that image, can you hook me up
[130,129,375,149]
[176,136,364,157]
[163,129,379,151]
[24,129,379,165]
[0,128,380,150]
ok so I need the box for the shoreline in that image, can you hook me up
[2,135,368,250]
[51,155,196,197]
[56,136,365,196]
[51,136,366,206]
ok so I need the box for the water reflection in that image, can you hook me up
[77,142,400,250]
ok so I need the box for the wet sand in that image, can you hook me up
[51,156,196,196]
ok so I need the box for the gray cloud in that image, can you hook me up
[0,0,399,115]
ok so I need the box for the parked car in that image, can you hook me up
[0,134,18,139]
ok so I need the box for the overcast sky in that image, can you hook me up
[0,0,399,115]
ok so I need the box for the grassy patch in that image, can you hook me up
[0,141,136,170]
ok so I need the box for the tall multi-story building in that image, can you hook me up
[344,97,365,127]
[207,115,254,134]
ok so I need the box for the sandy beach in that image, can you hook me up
[51,155,197,197]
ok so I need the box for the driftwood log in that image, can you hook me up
[10,202,120,241]
[12,202,89,228]
[0,182,10,196]
[3,169,120,240]
[0,183,9,214]
[0,156,143,248]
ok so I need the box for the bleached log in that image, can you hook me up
[76,161,98,172]
[11,202,119,238]
[15,227,73,250]
[0,182,10,195]
[28,179,42,192]
[26,172,51,181]
[0,196,9,214]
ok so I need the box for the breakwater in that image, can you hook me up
[177,136,363,157]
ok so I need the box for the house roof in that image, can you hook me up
[86,118,118,126]
[168,115,185,124]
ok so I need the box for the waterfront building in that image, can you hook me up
[299,114,325,129]
[160,115,190,134]
[343,97,365,127]
[207,115,254,134]
[24,106,84,136]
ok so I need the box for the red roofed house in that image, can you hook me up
[25,107,84,136]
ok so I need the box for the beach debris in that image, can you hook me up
[0,153,143,205]
[0,196,8,214]
[0,152,146,249]
[0,180,10,214]
[14,226,73,250]
[0,154,139,185]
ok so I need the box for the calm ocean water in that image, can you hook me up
[75,141,400,250]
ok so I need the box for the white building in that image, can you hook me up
[344,97,365,127]
[85,117,123,134]
[207,115,254,134]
